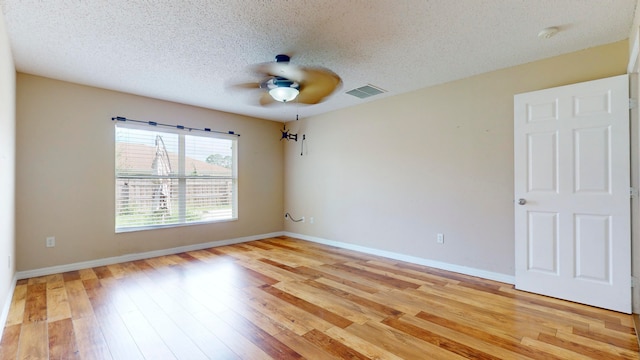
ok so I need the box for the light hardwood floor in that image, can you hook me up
[0,236,637,359]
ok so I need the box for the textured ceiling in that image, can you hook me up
[0,0,637,121]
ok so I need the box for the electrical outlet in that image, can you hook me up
[46,236,56,248]
[301,217,305,223]
[310,217,314,224]
[437,233,444,244]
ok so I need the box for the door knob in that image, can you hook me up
[517,198,526,205]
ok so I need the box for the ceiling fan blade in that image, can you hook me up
[259,92,276,106]
[229,82,262,90]
[297,68,342,104]
[254,62,306,83]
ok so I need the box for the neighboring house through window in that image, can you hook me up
[115,123,237,232]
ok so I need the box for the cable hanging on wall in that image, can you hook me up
[284,213,304,222]
[111,116,240,136]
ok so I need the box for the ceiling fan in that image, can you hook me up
[233,54,341,106]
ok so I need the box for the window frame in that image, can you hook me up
[115,122,238,233]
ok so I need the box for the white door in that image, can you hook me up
[514,74,631,313]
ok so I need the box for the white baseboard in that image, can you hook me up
[284,232,515,284]
[16,231,285,280]
[15,230,514,284]
[0,274,17,341]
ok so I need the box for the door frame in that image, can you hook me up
[628,27,640,314]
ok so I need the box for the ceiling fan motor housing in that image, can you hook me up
[273,77,297,89]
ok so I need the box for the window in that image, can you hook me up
[115,123,237,232]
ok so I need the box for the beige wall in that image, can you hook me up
[0,15,16,316]
[15,75,284,271]
[284,40,629,276]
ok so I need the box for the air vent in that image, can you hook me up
[345,84,387,99]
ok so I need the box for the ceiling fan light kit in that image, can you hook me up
[269,85,299,102]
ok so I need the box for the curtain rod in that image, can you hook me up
[111,116,240,137]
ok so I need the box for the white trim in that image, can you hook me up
[16,230,514,284]
[0,274,17,341]
[285,232,515,284]
[16,232,285,280]
[629,27,640,74]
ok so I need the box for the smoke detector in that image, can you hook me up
[538,27,559,39]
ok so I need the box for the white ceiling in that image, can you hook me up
[0,0,637,122]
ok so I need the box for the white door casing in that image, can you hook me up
[514,74,631,313]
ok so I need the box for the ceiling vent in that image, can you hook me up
[345,84,387,99]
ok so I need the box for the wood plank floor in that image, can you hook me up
[0,236,637,359]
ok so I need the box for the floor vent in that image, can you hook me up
[346,84,387,99]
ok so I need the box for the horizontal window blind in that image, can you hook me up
[115,123,237,231]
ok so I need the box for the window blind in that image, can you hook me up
[115,123,237,231]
